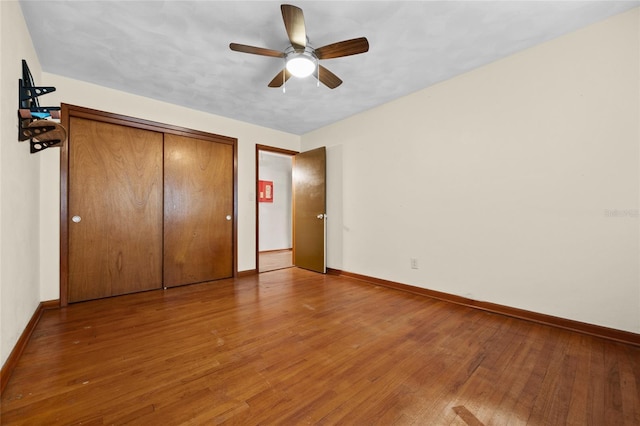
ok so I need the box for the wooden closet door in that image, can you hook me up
[163,134,234,287]
[68,117,163,302]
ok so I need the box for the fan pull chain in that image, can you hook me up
[317,63,320,87]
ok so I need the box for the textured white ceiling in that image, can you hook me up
[20,1,639,135]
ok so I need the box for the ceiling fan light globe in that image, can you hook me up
[286,56,315,78]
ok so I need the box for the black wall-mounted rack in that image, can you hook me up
[18,60,66,153]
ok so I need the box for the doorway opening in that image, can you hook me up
[256,145,297,273]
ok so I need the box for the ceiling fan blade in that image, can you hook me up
[315,37,369,60]
[315,65,342,89]
[229,43,284,58]
[281,4,306,49]
[268,68,293,88]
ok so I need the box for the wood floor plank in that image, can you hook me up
[2,268,639,425]
[259,249,293,273]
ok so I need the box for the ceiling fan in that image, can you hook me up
[229,4,369,89]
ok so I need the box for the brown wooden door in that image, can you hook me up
[293,146,326,273]
[68,117,164,302]
[163,134,234,287]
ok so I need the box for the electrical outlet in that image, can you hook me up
[410,258,418,269]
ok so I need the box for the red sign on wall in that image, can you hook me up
[259,180,273,203]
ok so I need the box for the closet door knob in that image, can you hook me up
[226,215,232,221]
[72,215,82,223]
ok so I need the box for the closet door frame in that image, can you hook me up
[60,104,238,306]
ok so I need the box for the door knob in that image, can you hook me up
[226,215,232,221]
[72,215,82,223]
[317,214,325,219]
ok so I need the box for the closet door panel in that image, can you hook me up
[164,134,234,287]
[68,117,164,302]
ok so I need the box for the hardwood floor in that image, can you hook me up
[259,249,293,273]
[2,268,639,425]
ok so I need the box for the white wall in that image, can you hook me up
[259,152,292,251]
[0,1,43,366]
[302,8,640,333]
